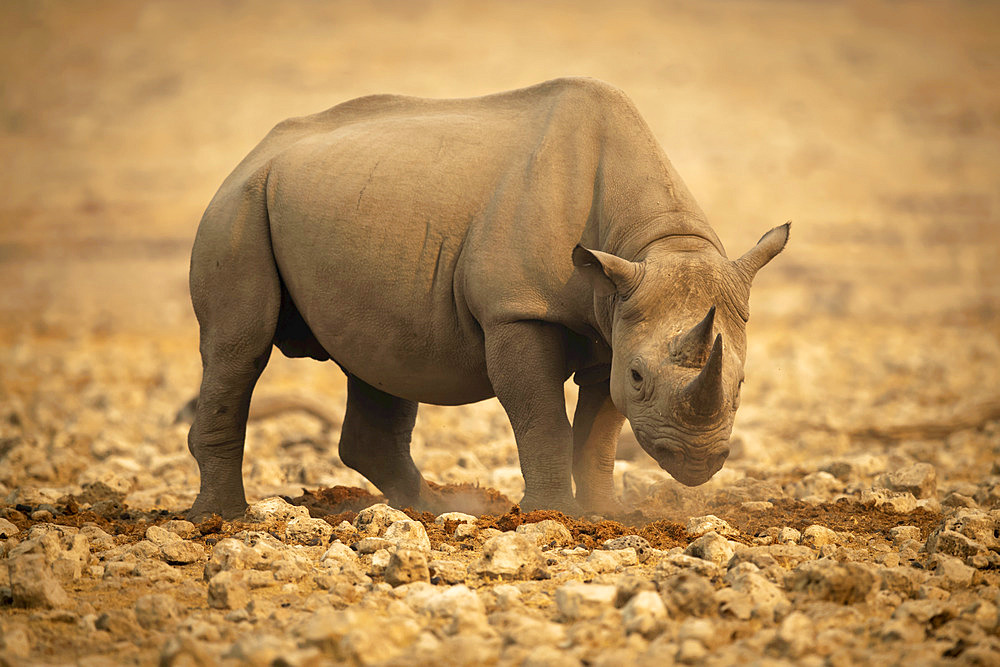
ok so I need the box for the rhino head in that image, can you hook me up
[573,223,789,486]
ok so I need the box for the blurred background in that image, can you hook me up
[1,0,998,512]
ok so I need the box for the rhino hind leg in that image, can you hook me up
[338,374,438,510]
[187,169,282,521]
[572,380,626,514]
[187,346,273,521]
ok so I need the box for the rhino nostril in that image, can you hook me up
[710,449,729,470]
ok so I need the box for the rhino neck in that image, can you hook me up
[588,107,726,262]
[596,176,726,263]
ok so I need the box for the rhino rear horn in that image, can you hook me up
[685,333,725,418]
[670,306,716,366]
[734,222,790,282]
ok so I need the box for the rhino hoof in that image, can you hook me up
[186,498,248,523]
[578,496,627,518]
[519,494,581,516]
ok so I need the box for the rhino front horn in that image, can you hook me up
[670,306,716,366]
[685,333,725,418]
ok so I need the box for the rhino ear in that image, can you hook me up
[734,222,790,282]
[573,245,642,297]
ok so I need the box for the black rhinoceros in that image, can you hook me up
[186,77,788,519]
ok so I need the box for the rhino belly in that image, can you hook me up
[277,256,493,404]
[268,196,494,405]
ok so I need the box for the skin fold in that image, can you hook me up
[186,77,788,520]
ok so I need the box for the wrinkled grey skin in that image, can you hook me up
[186,78,788,520]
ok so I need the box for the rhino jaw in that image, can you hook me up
[635,431,731,487]
[657,449,729,487]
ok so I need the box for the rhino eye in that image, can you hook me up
[627,359,648,394]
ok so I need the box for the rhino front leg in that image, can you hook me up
[573,379,626,514]
[338,374,439,511]
[485,321,577,512]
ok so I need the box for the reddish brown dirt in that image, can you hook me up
[3,485,941,554]
[427,481,515,517]
[288,485,385,516]
[716,498,943,541]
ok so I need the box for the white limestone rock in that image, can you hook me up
[161,519,198,539]
[471,532,549,581]
[285,515,334,545]
[429,559,466,585]
[385,548,430,587]
[686,515,738,538]
[435,512,477,525]
[877,463,938,499]
[555,582,617,621]
[801,525,839,549]
[204,538,261,580]
[320,540,358,564]
[890,525,922,547]
[145,524,181,546]
[786,559,878,604]
[134,593,180,630]
[726,569,790,621]
[587,548,638,573]
[602,535,653,562]
[515,519,573,549]
[353,503,411,537]
[684,531,736,567]
[9,554,71,609]
[160,539,205,565]
[384,519,431,552]
[245,496,310,523]
[416,584,489,635]
[622,590,668,637]
[207,570,251,610]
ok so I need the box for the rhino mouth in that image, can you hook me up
[638,434,729,487]
[632,424,729,486]
[658,455,726,487]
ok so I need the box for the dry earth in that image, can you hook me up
[2,1,999,665]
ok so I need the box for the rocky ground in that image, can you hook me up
[1,439,999,665]
[3,1,1000,665]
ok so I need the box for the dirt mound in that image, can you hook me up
[427,481,514,516]
[473,506,689,550]
[288,485,384,516]
[717,498,942,541]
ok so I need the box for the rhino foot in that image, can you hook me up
[382,482,449,516]
[577,495,627,517]
[519,492,581,515]
[186,496,248,522]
